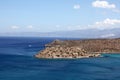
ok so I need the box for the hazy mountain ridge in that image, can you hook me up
[0,28,120,38]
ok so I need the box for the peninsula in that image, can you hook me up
[35,38,120,59]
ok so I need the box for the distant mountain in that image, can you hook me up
[0,28,120,38]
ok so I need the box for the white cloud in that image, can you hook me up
[66,18,120,31]
[66,25,90,30]
[11,26,19,29]
[95,18,120,25]
[27,25,33,29]
[92,0,116,9]
[73,4,80,9]
[101,33,115,38]
[94,18,120,29]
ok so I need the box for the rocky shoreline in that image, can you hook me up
[35,38,120,59]
[35,46,101,59]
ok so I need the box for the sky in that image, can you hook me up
[0,0,120,33]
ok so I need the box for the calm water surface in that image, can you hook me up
[0,37,120,80]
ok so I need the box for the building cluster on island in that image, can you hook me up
[35,38,120,59]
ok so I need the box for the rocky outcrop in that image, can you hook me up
[46,39,120,53]
[35,38,120,59]
[35,46,100,59]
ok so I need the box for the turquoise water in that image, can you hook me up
[102,53,120,58]
[0,37,120,80]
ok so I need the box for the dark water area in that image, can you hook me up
[0,37,77,56]
[0,37,120,80]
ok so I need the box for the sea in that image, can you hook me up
[0,37,120,80]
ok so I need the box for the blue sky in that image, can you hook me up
[0,0,120,32]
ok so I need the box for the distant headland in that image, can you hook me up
[35,38,120,59]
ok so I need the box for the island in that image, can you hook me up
[35,38,120,59]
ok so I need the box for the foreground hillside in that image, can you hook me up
[35,38,120,58]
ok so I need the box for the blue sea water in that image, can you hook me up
[0,37,120,80]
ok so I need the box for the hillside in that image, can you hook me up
[46,39,120,53]
[35,38,120,59]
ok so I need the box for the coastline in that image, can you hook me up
[35,38,120,59]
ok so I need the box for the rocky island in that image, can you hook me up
[35,38,120,59]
